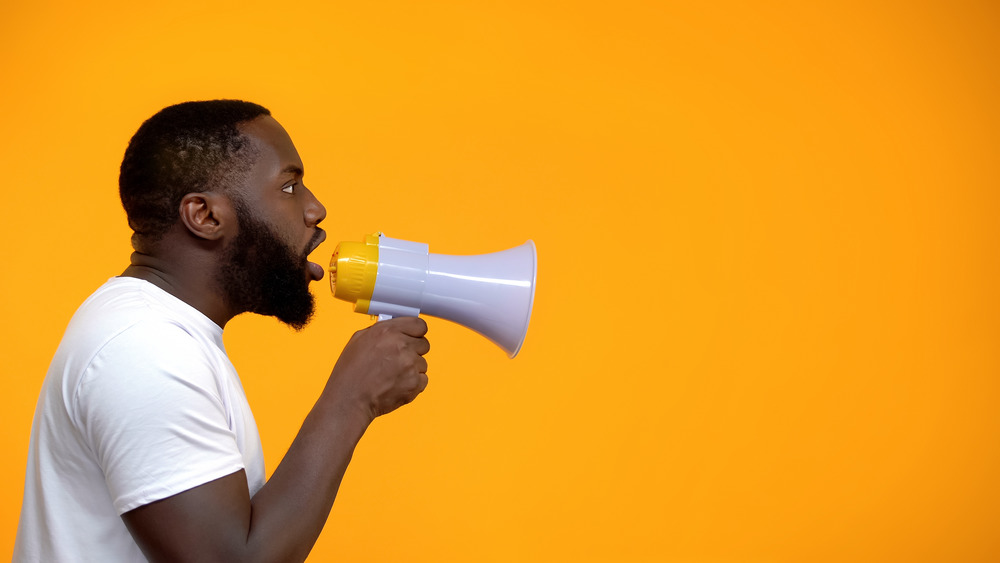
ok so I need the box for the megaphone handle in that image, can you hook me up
[377,314,394,322]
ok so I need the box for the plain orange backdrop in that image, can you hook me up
[2,1,998,561]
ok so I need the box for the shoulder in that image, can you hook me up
[72,277,216,333]
[63,277,223,371]
[51,277,234,425]
[67,281,229,410]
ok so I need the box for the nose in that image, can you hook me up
[305,186,327,228]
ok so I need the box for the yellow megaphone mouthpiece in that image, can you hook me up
[328,232,381,315]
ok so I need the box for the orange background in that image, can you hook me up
[2,1,998,561]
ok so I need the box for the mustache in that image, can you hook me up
[304,228,326,256]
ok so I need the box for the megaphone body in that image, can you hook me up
[330,233,536,358]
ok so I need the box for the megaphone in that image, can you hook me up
[329,233,537,358]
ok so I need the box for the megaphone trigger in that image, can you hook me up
[330,233,536,358]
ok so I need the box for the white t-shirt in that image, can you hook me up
[14,277,266,562]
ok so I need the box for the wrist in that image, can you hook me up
[313,390,374,440]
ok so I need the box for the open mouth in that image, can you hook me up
[305,229,327,281]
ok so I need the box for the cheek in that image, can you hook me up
[264,206,302,240]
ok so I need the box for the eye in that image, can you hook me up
[281,183,296,194]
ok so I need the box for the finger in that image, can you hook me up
[391,316,428,337]
[411,336,430,356]
[397,372,428,409]
[414,356,428,375]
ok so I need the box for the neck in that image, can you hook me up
[122,248,235,329]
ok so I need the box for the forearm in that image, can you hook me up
[244,398,372,562]
[241,319,428,561]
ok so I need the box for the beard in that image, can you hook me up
[216,198,317,330]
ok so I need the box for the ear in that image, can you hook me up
[178,192,232,241]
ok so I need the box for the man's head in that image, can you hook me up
[120,100,327,329]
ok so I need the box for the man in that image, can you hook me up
[14,100,430,562]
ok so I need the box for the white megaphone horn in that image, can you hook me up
[329,233,537,358]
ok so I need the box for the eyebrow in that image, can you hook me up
[281,165,304,177]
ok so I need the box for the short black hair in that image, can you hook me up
[119,99,271,243]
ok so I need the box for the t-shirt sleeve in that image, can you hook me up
[74,320,246,515]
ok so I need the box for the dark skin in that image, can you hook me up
[120,116,429,562]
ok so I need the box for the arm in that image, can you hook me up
[121,316,430,563]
